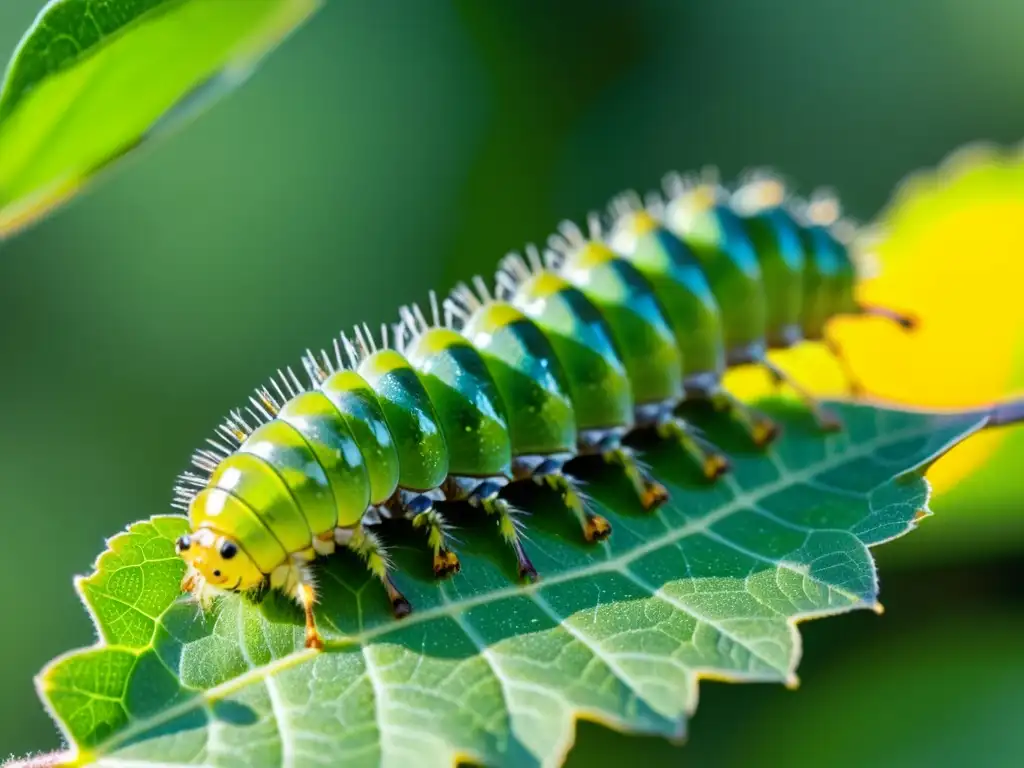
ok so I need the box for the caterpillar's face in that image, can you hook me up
[176,528,263,592]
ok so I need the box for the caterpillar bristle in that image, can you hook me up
[302,347,331,386]
[204,437,233,457]
[178,471,209,489]
[471,276,493,304]
[662,169,692,198]
[428,290,443,329]
[267,375,288,407]
[731,169,790,215]
[338,331,362,368]
[443,282,480,327]
[350,322,380,357]
[549,217,598,259]
[525,243,545,273]
[494,257,524,300]
[286,366,305,397]
[248,393,275,421]
[609,189,644,219]
[804,188,842,227]
[495,245,552,300]
[396,300,435,352]
[352,324,373,360]
[444,278,499,331]
[412,304,430,335]
[663,167,727,204]
[641,190,666,219]
[333,337,346,371]
[215,424,241,446]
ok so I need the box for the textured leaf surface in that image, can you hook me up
[0,0,319,237]
[38,401,987,767]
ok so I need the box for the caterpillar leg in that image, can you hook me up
[709,388,779,447]
[270,551,324,650]
[469,480,537,581]
[656,415,731,481]
[824,304,917,397]
[603,445,669,511]
[823,333,864,397]
[336,524,411,618]
[758,357,842,432]
[405,494,461,577]
[297,581,323,651]
[532,459,612,543]
[858,303,917,330]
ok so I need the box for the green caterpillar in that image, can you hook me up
[172,170,914,649]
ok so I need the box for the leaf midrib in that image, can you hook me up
[83,417,933,762]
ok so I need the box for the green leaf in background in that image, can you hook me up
[34,401,999,767]
[0,0,320,238]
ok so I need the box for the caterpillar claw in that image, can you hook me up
[584,514,613,543]
[702,453,731,480]
[432,549,462,578]
[390,595,413,619]
[640,481,670,510]
[305,629,325,651]
[518,557,539,583]
[752,418,780,448]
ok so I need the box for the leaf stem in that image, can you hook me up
[988,396,1024,427]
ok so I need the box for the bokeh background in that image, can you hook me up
[2,0,1024,763]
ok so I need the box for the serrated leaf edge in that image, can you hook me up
[35,405,992,767]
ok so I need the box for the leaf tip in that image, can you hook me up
[784,674,801,691]
[872,602,886,616]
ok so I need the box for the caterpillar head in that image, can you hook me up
[176,527,263,594]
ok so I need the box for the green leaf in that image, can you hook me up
[0,0,320,238]
[37,401,990,767]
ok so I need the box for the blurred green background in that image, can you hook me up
[2,0,1023,763]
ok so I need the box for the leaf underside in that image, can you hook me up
[38,400,986,768]
[0,0,319,238]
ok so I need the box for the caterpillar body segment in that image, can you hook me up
[497,253,633,433]
[729,174,916,397]
[730,175,806,349]
[447,281,616,543]
[395,300,539,579]
[605,207,725,381]
[172,168,916,650]
[582,205,775,451]
[610,175,835,430]
[340,333,460,578]
[456,290,577,457]
[353,343,449,493]
[551,231,685,408]
[397,307,513,480]
[315,368,401,506]
[658,175,768,365]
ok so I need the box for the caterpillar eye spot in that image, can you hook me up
[213,570,222,578]
[219,542,238,560]
[175,535,190,553]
